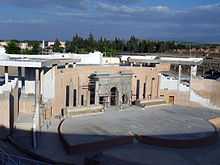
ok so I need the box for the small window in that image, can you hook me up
[136,80,140,100]
[73,89,77,106]
[81,95,84,106]
[143,83,146,99]
[65,86,69,107]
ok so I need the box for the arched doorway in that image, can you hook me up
[110,87,118,105]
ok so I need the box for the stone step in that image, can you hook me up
[15,122,32,131]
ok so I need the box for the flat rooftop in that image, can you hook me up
[0,54,80,68]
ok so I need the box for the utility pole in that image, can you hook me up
[189,43,192,57]
[42,40,45,55]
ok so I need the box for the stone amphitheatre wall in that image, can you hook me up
[191,79,220,107]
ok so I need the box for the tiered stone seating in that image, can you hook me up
[136,99,167,107]
[65,105,104,117]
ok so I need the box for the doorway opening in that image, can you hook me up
[110,87,118,105]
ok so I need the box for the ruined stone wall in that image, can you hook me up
[0,79,19,135]
[0,92,10,129]
[191,79,220,107]
[52,65,164,115]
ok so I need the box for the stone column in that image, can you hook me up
[95,81,99,105]
[4,66,8,84]
[69,81,74,106]
[73,63,77,68]
[18,67,22,88]
[86,90,90,106]
[40,69,44,95]
[190,65,197,80]
[157,74,161,98]
[35,69,40,126]
[178,65,182,91]
[65,63,69,69]
[33,68,40,149]
[189,65,197,99]
[77,76,80,107]
[118,91,122,107]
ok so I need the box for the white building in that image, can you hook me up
[19,42,31,50]
[0,41,8,47]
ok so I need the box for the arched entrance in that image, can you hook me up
[110,87,118,105]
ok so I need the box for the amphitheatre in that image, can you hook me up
[0,50,220,164]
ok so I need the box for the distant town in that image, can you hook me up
[1,34,220,80]
[1,34,220,57]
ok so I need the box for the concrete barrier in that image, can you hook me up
[58,119,133,154]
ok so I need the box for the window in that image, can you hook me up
[136,80,140,100]
[81,95,84,106]
[150,78,154,98]
[65,86,69,107]
[143,83,146,99]
[99,97,104,104]
[73,89,77,106]
[90,90,95,105]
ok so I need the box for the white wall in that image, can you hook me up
[0,78,18,94]
[75,51,103,65]
[160,75,178,90]
[42,68,55,102]
[24,81,35,94]
[160,74,189,92]
[102,57,120,65]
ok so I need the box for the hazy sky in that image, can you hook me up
[0,0,220,42]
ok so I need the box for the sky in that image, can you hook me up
[0,0,220,42]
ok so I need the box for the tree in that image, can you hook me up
[31,42,41,54]
[5,41,20,54]
[53,39,64,53]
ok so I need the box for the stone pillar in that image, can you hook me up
[95,81,99,105]
[69,81,74,106]
[157,74,161,98]
[4,66,8,84]
[190,65,197,80]
[73,63,76,68]
[40,69,44,95]
[35,69,40,125]
[18,67,22,88]
[33,68,40,149]
[178,65,182,91]
[77,76,80,107]
[118,91,122,107]
[65,63,69,69]
[86,90,90,106]
[189,65,197,99]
